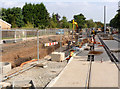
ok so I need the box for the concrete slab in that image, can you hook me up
[51,52,65,62]
[90,61,118,87]
[103,40,119,50]
[94,36,111,61]
[48,56,89,87]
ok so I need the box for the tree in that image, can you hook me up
[95,21,104,28]
[49,20,57,28]
[1,7,24,28]
[73,13,86,29]
[13,7,24,27]
[86,19,97,28]
[22,3,34,24]
[22,3,50,28]
[61,16,69,28]
[1,8,7,20]
[52,13,57,23]
[55,13,60,22]
[34,3,50,28]
[110,13,120,29]
[50,13,61,28]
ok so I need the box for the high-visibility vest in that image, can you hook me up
[93,30,95,34]
[70,51,74,57]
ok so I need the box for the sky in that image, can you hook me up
[0,0,119,23]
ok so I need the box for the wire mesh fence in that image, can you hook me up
[1,29,69,41]
[1,29,71,73]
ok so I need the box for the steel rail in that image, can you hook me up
[85,60,92,89]
[98,35,120,71]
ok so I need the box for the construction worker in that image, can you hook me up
[66,50,75,63]
[67,40,71,49]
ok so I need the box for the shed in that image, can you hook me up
[0,19,11,29]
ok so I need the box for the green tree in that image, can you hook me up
[49,20,57,28]
[22,3,50,29]
[110,13,120,29]
[52,13,57,23]
[73,13,86,29]
[61,16,69,28]
[34,3,50,28]
[95,21,104,28]
[1,7,24,28]
[1,8,7,20]
[50,13,61,28]
[86,19,97,28]
[22,3,34,24]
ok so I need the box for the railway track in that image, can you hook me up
[85,60,92,89]
[113,37,120,43]
[98,35,120,71]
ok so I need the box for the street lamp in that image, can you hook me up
[117,1,120,33]
[104,6,106,34]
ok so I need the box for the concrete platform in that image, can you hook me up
[91,61,118,87]
[103,40,119,50]
[47,36,118,88]
[47,56,89,87]
[47,55,118,87]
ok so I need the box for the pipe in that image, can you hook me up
[20,59,38,67]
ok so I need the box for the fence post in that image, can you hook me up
[60,29,62,52]
[14,30,17,43]
[37,30,39,63]
[25,30,27,41]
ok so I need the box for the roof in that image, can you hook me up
[0,19,11,26]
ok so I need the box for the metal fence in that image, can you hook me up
[1,29,69,42]
[0,28,71,83]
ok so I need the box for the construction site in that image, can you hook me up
[0,27,119,89]
[0,1,120,89]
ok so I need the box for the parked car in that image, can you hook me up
[56,29,64,35]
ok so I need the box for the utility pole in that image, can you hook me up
[117,1,120,34]
[104,6,106,34]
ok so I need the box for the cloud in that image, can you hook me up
[0,0,119,2]
[1,2,25,8]
[0,1,118,23]
[45,2,118,23]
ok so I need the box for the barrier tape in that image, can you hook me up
[44,42,58,46]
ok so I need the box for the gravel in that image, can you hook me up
[6,59,67,87]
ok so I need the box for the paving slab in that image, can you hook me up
[90,61,118,87]
[49,56,89,87]
[103,40,119,50]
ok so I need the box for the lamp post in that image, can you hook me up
[104,6,106,34]
[117,1,120,34]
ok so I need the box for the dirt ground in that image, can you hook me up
[2,35,71,67]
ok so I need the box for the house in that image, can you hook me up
[0,19,11,30]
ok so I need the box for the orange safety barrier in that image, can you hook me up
[20,59,38,67]
[98,45,104,47]
[92,41,100,44]
[97,42,100,44]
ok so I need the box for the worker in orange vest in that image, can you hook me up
[66,50,75,63]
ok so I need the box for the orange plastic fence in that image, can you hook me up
[20,59,38,67]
